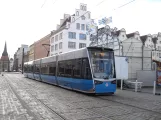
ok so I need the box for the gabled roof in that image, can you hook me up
[140,35,147,44]
[60,16,71,28]
[152,37,158,44]
[115,30,120,36]
[126,32,135,38]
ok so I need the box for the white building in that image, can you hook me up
[151,33,161,62]
[10,58,14,71]
[50,3,92,55]
[16,44,29,69]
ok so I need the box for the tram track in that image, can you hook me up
[96,95,161,115]
[6,74,161,119]
[4,75,68,120]
[11,75,114,120]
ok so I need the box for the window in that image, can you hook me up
[28,64,34,73]
[64,60,72,77]
[81,24,85,30]
[84,6,86,11]
[76,23,80,30]
[59,33,63,40]
[82,58,92,79]
[76,11,79,16]
[73,59,82,78]
[160,41,161,44]
[41,62,56,76]
[34,64,40,73]
[72,17,75,22]
[55,35,58,41]
[86,24,89,31]
[51,45,54,52]
[68,42,76,49]
[51,37,54,43]
[24,65,28,72]
[79,34,86,40]
[59,42,62,49]
[159,53,161,57]
[157,53,159,56]
[68,32,76,39]
[79,43,86,48]
[55,44,58,50]
[81,16,85,20]
[88,13,90,19]
[58,61,65,76]
[80,5,83,10]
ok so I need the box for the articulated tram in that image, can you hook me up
[24,47,116,94]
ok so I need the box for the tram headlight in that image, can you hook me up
[94,80,103,85]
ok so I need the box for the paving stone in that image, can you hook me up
[1,73,161,120]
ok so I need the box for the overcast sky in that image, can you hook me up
[0,0,160,58]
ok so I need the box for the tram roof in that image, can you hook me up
[24,47,114,64]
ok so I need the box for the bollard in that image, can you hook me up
[135,80,138,92]
[153,81,156,95]
[121,79,123,90]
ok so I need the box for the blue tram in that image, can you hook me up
[24,47,116,94]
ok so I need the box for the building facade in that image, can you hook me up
[29,44,34,61]
[13,45,29,70]
[10,58,14,71]
[0,42,9,72]
[50,3,91,55]
[28,34,50,61]
[34,34,50,60]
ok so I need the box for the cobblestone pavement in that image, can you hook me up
[0,73,161,120]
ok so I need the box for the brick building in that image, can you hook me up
[29,34,50,61]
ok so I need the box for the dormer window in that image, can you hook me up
[84,6,86,11]
[80,5,83,10]
[76,11,79,16]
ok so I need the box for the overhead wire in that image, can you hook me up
[41,0,47,8]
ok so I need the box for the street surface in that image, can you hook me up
[0,73,161,120]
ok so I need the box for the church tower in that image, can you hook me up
[1,42,9,60]
[0,42,9,72]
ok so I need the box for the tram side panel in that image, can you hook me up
[40,62,57,85]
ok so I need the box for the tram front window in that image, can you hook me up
[91,59,114,79]
[88,49,114,79]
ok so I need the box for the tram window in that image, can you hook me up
[34,64,40,73]
[31,65,34,72]
[49,62,56,76]
[64,60,72,77]
[24,65,28,72]
[58,61,65,76]
[28,65,32,73]
[28,65,30,72]
[82,58,92,79]
[73,59,82,78]
[41,63,49,75]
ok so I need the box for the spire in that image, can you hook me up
[2,41,8,56]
